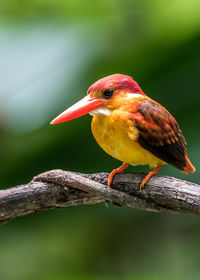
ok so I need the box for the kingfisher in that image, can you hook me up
[50,74,195,189]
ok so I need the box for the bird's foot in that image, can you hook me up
[108,163,129,187]
[139,163,163,191]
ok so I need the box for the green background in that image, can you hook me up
[0,0,200,279]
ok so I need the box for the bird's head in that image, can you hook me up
[50,74,145,124]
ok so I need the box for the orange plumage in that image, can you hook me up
[51,74,195,189]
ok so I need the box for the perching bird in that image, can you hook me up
[51,74,195,189]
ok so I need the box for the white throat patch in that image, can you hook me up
[125,93,143,99]
[89,107,111,116]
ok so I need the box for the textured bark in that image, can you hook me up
[0,169,199,226]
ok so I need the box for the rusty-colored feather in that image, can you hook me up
[129,99,195,173]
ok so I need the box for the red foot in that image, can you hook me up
[139,163,163,190]
[108,163,129,187]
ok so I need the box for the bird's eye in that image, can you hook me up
[102,88,114,99]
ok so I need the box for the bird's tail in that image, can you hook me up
[183,154,196,174]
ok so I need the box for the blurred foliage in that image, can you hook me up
[0,0,200,280]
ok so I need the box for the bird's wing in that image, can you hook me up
[130,99,188,170]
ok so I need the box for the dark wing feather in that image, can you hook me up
[132,99,187,170]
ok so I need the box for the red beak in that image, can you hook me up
[50,94,106,125]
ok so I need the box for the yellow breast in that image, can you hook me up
[91,111,163,168]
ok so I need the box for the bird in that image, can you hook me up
[50,74,195,189]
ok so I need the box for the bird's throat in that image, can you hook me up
[89,107,111,117]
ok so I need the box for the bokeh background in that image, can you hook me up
[0,0,200,279]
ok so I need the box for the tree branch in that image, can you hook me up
[0,169,199,225]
